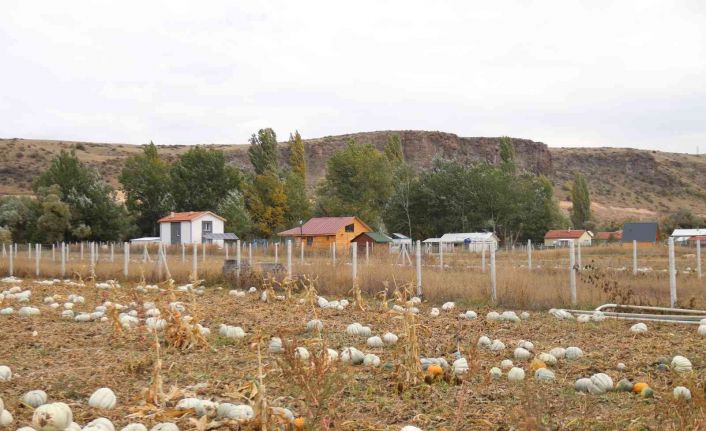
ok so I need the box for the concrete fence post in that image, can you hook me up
[569,241,577,305]
[110,242,114,263]
[668,238,677,307]
[193,243,198,280]
[696,239,701,279]
[633,240,638,275]
[275,242,279,264]
[8,243,13,276]
[490,242,497,303]
[439,240,444,271]
[527,239,532,271]
[287,239,292,279]
[481,243,486,273]
[61,242,66,278]
[415,240,422,297]
[236,239,241,283]
[352,242,357,281]
[332,242,337,266]
[123,242,129,279]
[35,243,40,277]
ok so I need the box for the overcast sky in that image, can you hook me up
[1,1,705,153]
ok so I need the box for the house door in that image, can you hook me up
[171,222,181,244]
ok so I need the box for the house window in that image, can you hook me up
[202,221,212,233]
[306,237,313,246]
[345,224,354,233]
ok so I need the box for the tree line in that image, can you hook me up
[1,132,701,245]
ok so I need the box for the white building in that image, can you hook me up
[158,211,226,246]
[671,228,706,243]
[439,232,499,252]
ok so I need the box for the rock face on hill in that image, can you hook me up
[1,130,704,221]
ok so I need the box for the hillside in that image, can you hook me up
[1,131,704,222]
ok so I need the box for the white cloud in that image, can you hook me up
[1,0,704,153]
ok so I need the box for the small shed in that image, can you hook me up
[544,230,592,247]
[203,233,239,244]
[351,232,392,248]
[621,222,659,244]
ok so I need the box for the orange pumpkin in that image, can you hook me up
[428,364,444,377]
[293,416,305,430]
[633,382,649,394]
[530,358,546,371]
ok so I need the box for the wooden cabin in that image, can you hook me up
[278,216,371,249]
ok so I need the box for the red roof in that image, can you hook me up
[595,231,623,240]
[158,211,225,223]
[688,235,706,241]
[544,230,588,239]
[278,217,370,236]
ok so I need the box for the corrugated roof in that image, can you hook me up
[158,211,225,223]
[544,230,587,239]
[278,216,371,236]
[672,228,706,237]
[203,233,239,240]
[352,232,392,243]
[688,235,706,241]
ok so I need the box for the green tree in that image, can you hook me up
[570,172,591,229]
[72,223,92,240]
[217,190,253,238]
[119,142,173,236]
[384,134,404,164]
[170,146,241,212]
[316,141,394,228]
[498,136,516,174]
[0,196,39,242]
[0,226,11,244]
[245,172,288,237]
[34,150,130,241]
[36,185,71,243]
[248,128,279,175]
[284,171,311,226]
[288,131,306,178]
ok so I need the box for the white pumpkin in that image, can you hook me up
[145,317,167,330]
[452,357,469,375]
[326,348,339,362]
[22,390,48,408]
[382,332,398,345]
[363,354,381,367]
[459,310,477,320]
[271,407,294,422]
[549,347,566,359]
[120,425,148,431]
[477,336,492,348]
[19,307,41,317]
[500,311,520,322]
[32,402,73,431]
[429,308,440,317]
[0,397,3,412]
[534,368,555,380]
[305,319,322,332]
[441,302,455,311]
[359,326,372,337]
[518,340,534,351]
[400,426,423,431]
[486,311,500,321]
[565,347,583,360]
[88,388,117,409]
[341,347,365,365]
[268,337,283,354]
[0,365,12,382]
[673,386,692,400]
[671,356,693,373]
[575,377,593,393]
[295,347,310,362]
[17,427,37,431]
[577,314,591,323]
[0,308,13,315]
[0,410,13,427]
[629,323,648,334]
[489,367,502,379]
[590,373,613,393]
[537,353,557,366]
[86,418,115,431]
[489,339,505,351]
[697,325,706,336]
[591,311,606,322]
[216,403,254,420]
[513,348,531,360]
[520,311,530,320]
[346,323,363,336]
[150,423,179,431]
[507,367,525,381]
[500,359,514,370]
[62,310,75,319]
[367,336,384,348]
[219,325,245,339]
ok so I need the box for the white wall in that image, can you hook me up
[159,214,225,245]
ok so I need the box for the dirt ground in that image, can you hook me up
[1,278,705,431]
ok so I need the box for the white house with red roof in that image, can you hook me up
[158,211,226,245]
